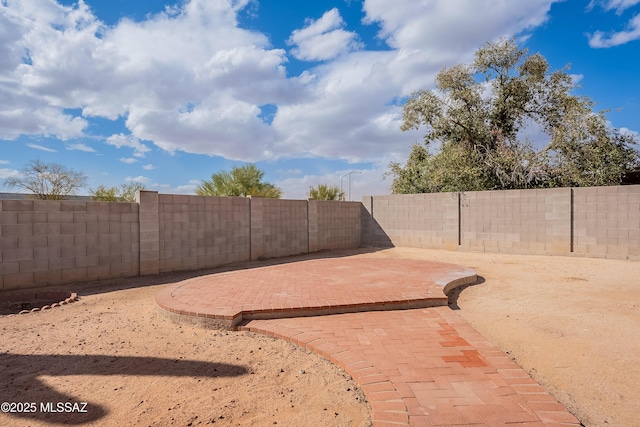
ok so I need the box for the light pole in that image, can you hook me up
[340,169,361,201]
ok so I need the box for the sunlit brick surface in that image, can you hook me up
[155,255,579,426]
[244,308,581,426]
[155,258,476,328]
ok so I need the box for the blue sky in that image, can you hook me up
[1,0,639,200]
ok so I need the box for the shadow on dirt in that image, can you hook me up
[0,353,247,424]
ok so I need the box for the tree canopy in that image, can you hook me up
[90,183,146,202]
[308,184,344,200]
[4,159,87,200]
[196,164,282,198]
[389,38,639,193]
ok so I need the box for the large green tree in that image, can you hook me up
[308,184,344,200]
[4,159,87,200]
[390,38,639,193]
[196,164,282,198]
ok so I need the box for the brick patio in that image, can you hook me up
[155,256,581,426]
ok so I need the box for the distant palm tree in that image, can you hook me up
[308,184,344,201]
[196,164,282,198]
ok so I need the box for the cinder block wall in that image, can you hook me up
[308,200,361,252]
[251,198,308,260]
[362,185,639,261]
[362,193,458,249]
[5,185,635,291]
[138,190,160,276]
[573,185,640,259]
[1,192,363,291]
[460,188,571,255]
[0,199,139,290]
[157,194,251,273]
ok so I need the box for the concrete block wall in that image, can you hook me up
[138,190,160,276]
[308,200,361,252]
[362,193,458,249]
[460,188,571,255]
[2,192,364,291]
[5,184,634,291]
[0,199,139,290]
[573,185,640,260]
[157,194,251,273]
[362,185,639,261]
[361,197,373,246]
[251,198,308,260]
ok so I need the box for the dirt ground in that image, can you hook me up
[364,248,640,427]
[0,265,371,427]
[1,247,638,427]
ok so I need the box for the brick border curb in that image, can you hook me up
[0,291,78,315]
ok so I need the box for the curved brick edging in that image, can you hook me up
[154,258,477,330]
[0,291,78,315]
[440,274,478,295]
[155,305,239,330]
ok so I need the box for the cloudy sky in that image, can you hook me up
[1,0,639,200]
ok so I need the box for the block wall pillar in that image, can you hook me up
[137,190,160,275]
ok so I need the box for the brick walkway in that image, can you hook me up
[156,257,581,426]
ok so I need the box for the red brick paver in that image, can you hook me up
[155,258,476,328]
[242,308,581,426]
[155,256,581,426]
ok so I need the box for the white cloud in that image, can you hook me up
[1,0,561,166]
[27,143,56,152]
[150,181,200,195]
[1,0,290,155]
[288,8,363,61]
[126,175,152,184]
[619,126,639,138]
[120,157,138,164]
[570,74,585,85]
[0,168,21,179]
[66,142,95,152]
[126,91,279,160]
[270,0,558,162]
[0,0,91,139]
[588,0,640,13]
[589,13,640,47]
[363,0,554,53]
[106,134,151,158]
[143,163,155,170]
[0,160,10,164]
[170,183,200,194]
[0,102,87,140]
[276,168,302,175]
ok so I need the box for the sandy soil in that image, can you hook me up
[0,267,371,427]
[1,248,638,427]
[363,248,640,427]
